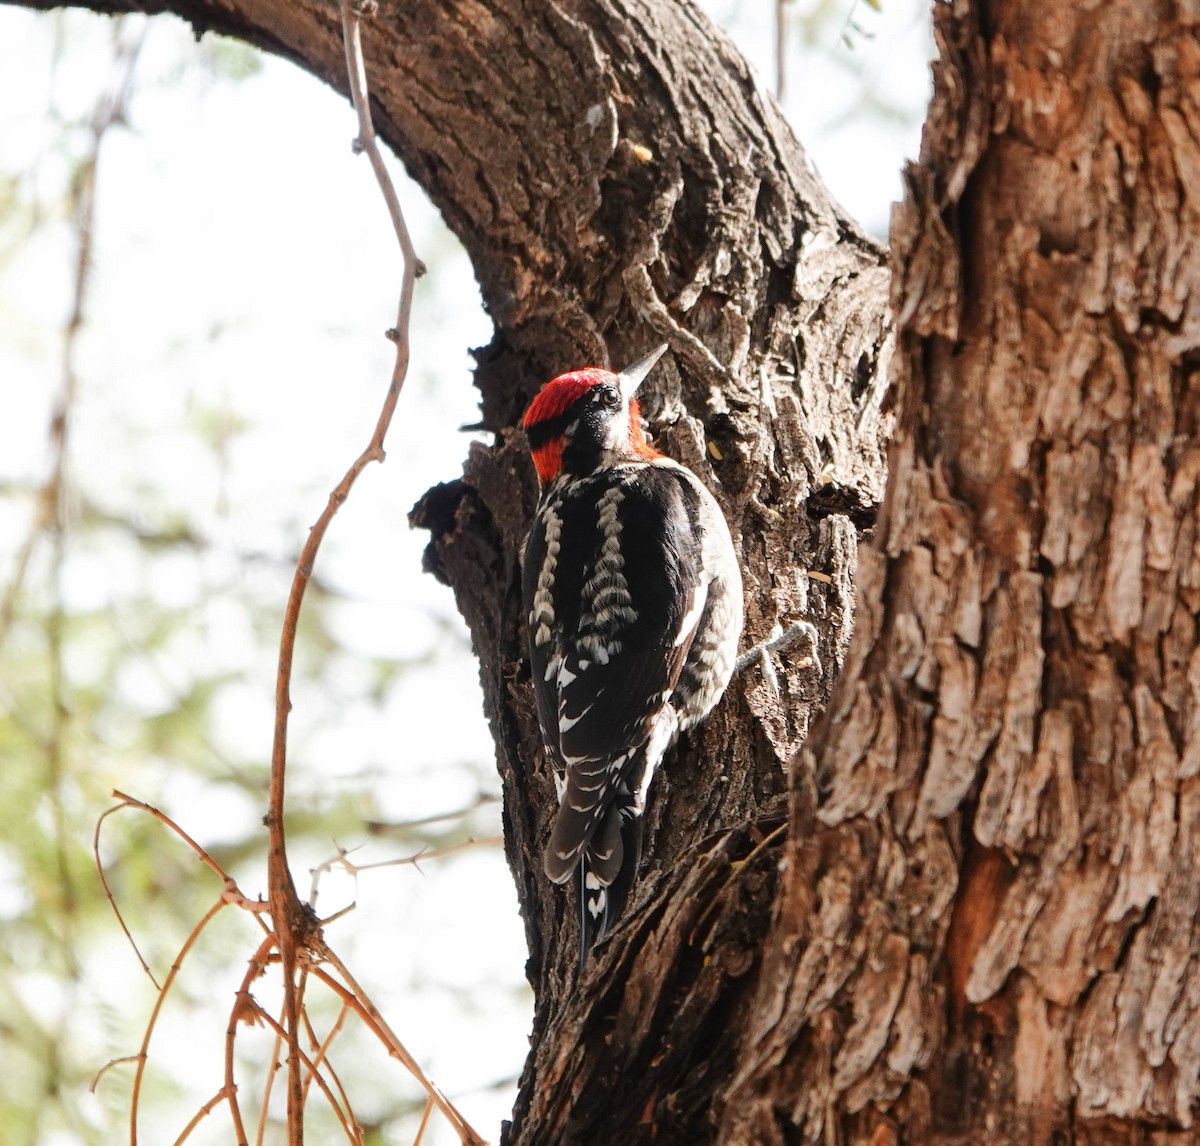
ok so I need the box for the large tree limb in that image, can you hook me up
[10,0,891,1139]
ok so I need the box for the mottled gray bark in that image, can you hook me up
[11,0,1200,1142]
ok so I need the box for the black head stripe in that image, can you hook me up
[525,385,618,455]
[525,409,574,450]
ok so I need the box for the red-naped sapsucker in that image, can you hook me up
[521,344,743,961]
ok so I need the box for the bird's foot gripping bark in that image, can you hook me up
[735,620,820,678]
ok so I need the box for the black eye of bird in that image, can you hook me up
[597,385,620,409]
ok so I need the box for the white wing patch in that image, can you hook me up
[558,703,594,732]
[585,879,607,919]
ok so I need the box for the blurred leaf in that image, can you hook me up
[197,35,262,82]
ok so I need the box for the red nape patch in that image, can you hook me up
[530,437,566,485]
[523,368,615,429]
[627,399,663,461]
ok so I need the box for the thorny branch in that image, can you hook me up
[266,0,423,1139]
[365,792,500,836]
[308,835,504,910]
[97,785,488,1144]
[309,952,488,1146]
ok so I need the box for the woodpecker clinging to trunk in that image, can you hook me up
[521,344,743,962]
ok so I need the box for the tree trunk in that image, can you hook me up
[719,3,1200,1143]
[12,0,1200,1142]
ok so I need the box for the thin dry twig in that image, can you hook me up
[300,1002,355,1121]
[96,5,487,1142]
[365,792,499,836]
[94,802,162,990]
[105,790,259,897]
[412,1098,435,1146]
[226,935,275,1146]
[89,1055,143,1095]
[100,792,493,1143]
[266,3,424,1137]
[130,898,230,1146]
[309,952,487,1146]
[308,835,504,907]
[252,1002,362,1144]
[171,1088,240,1146]
[253,1003,285,1146]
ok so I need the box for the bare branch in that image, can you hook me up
[308,835,504,908]
[308,953,487,1146]
[364,793,500,836]
[265,2,425,1139]
[132,899,230,1146]
[253,1000,364,1144]
[227,936,275,1146]
[170,1088,240,1146]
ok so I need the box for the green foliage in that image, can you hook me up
[197,35,263,82]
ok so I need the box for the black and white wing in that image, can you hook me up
[522,466,708,887]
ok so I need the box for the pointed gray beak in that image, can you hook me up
[616,343,669,401]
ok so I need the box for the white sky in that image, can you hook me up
[0,2,931,1142]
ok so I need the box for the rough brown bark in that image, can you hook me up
[721,2,1200,1143]
[10,0,1200,1142]
[390,8,890,1139]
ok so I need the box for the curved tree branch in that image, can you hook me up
[13,1,1200,1144]
[12,0,892,1140]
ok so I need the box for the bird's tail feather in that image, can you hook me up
[544,757,613,884]
[577,790,644,963]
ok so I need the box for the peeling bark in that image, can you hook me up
[10,0,1200,1141]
